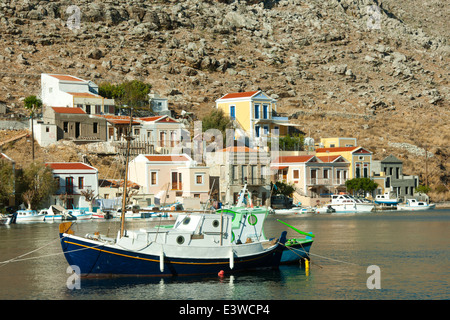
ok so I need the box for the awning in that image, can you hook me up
[270,166,288,170]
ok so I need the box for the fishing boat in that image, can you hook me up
[320,194,374,213]
[274,206,316,215]
[15,209,45,223]
[59,213,287,277]
[67,209,93,220]
[375,192,399,205]
[41,205,76,221]
[397,199,436,211]
[59,112,288,277]
[0,213,15,225]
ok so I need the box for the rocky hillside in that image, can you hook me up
[0,0,448,199]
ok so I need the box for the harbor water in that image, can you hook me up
[0,209,448,301]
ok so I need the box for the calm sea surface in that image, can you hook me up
[0,209,448,302]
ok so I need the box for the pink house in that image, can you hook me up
[128,154,210,205]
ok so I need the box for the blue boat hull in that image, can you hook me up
[280,241,313,264]
[60,231,287,277]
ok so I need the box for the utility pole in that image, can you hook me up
[31,104,35,161]
[120,107,134,238]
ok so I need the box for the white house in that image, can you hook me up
[137,115,187,153]
[149,92,170,116]
[40,73,115,115]
[45,162,99,211]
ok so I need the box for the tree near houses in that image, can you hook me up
[19,162,58,210]
[201,109,233,148]
[99,80,152,114]
[345,178,378,198]
[80,188,96,212]
[0,160,14,210]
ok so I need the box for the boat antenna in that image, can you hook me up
[120,107,134,238]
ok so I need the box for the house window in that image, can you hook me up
[263,104,269,119]
[93,122,98,134]
[255,125,260,138]
[65,177,74,194]
[63,122,68,133]
[151,172,158,185]
[232,165,238,180]
[324,169,329,179]
[159,131,166,147]
[363,163,369,178]
[134,128,140,136]
[95,105,101,114]
[85,105,91,114]
[230,106,236,120]
[263,126,269,135]
[293,169,299,179]
[195,174,204,185]
[46,126,50,133]
[355,163,361,178]
[78,177,84,189]
[254,104,260,119]
[170,131,176,147]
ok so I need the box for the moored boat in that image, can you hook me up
[375,192,399,205]
[67,209,93,220]
[397,199,435,211]
[320,194,374,213]
[0,213,15,225]
[15,209,45,223]
[41,205,76,221]
[59,212,287,277]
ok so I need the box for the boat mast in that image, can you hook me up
[120,107,134,238]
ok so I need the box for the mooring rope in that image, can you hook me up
[280,243,363,267]
[0,234,106,268]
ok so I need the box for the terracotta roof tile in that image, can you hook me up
[220,91,259,100]
[46,162,96,171]
[51,107,86,114]
[272,155,315,163]
[144,155,191,162]
[48,74,85,82]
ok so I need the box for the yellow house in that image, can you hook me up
[319,137,357,148]
[215,90,293,139]
[315,146,373,180]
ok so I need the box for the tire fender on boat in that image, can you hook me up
[160,250,164,273]
[229,249,234,270]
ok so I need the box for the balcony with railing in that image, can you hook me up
[56,185,93,195]
[231,177,268,186]
[306,178,347,186]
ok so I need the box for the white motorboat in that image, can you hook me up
[15,210,45,223]
[67,209,93,220]
[41,205,76,221]
[375,192,399,205]
[397,199,436,211]
[0,214,14,225]
[274,206,316,215]
[323,194,375,213]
